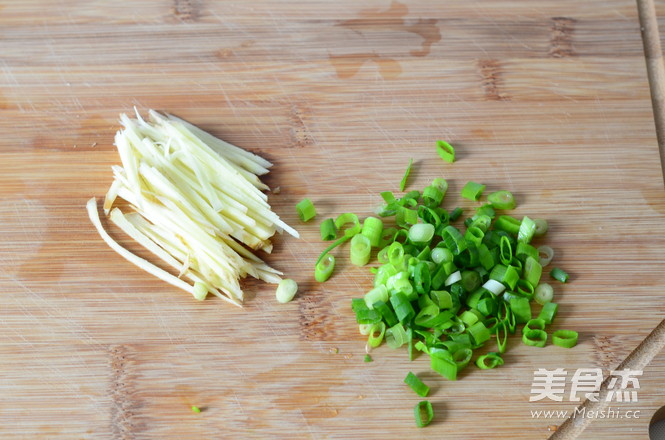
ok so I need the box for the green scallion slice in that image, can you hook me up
[465,226,485,247]
[320,218,337,241]
[552,330,578,348]
[413,262,432,295]
[396,207,418,227]
[364,285,389,308]
[430,349,457,380]
[423,185,444,208]
[381,191,396,204]
[460,309,481,326]
[414,400,434,427]
[516,242,538,262]
[414,304,440,327]
[538,245,554,266]
[314,254,335,283]
[460,270,481,293]
[550,267,569,283]
[518,215,536,243]
[499,235,512,266]
[538,302,558,324]
[387,241,405,267]
[404,372,430,397]
[522,329,547,347]
[367,321,386,348]
[441,225,467,255]
[350,234,371,266]
[373,300,398,328]
[516,279,535,300]
[488,190,516,210]
[461,181,486,201]
[475,204,495,220]
[449,207,463,221]
[523,256,543,288]
[315,233,350,265]
[385,323,408,349]
[400,158,414,191]
[408,223,435,245]
[431,247,453,264]
[432,177,449,193]
[361,216,383,247]
[352,298,381,324]
[296,198,316,222]
[494,215,521,235]
[453,347,473,370]
[430,290,453,309]
[490,264,519,290]
[436,140,455,163]
[476,352,504,369]
[467,321,491,345]
[509,296,532,324]
[390,292,416,323]
[496,321,508,353]
[444,270,462,287]
[478,244,495,271]
[420,184,440,205]
[335,212,361,237]
[358,324,372,335]
[523,318,546,333]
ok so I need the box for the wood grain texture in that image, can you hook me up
[1,1,664,438]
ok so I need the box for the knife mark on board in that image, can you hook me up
[109,345,143,440]
[172,0,200,23]
[289,103,314,148]
[549,17,577,58]
[299,291,336,341]
[477,59,510,101]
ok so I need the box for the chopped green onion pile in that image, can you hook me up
[309,146,577,426]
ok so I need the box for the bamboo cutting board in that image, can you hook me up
[1,1,665,439]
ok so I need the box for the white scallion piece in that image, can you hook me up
[537,245,555,267]
[444,270,462,287]
[482,279,506,296]
[275,279,298,304]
